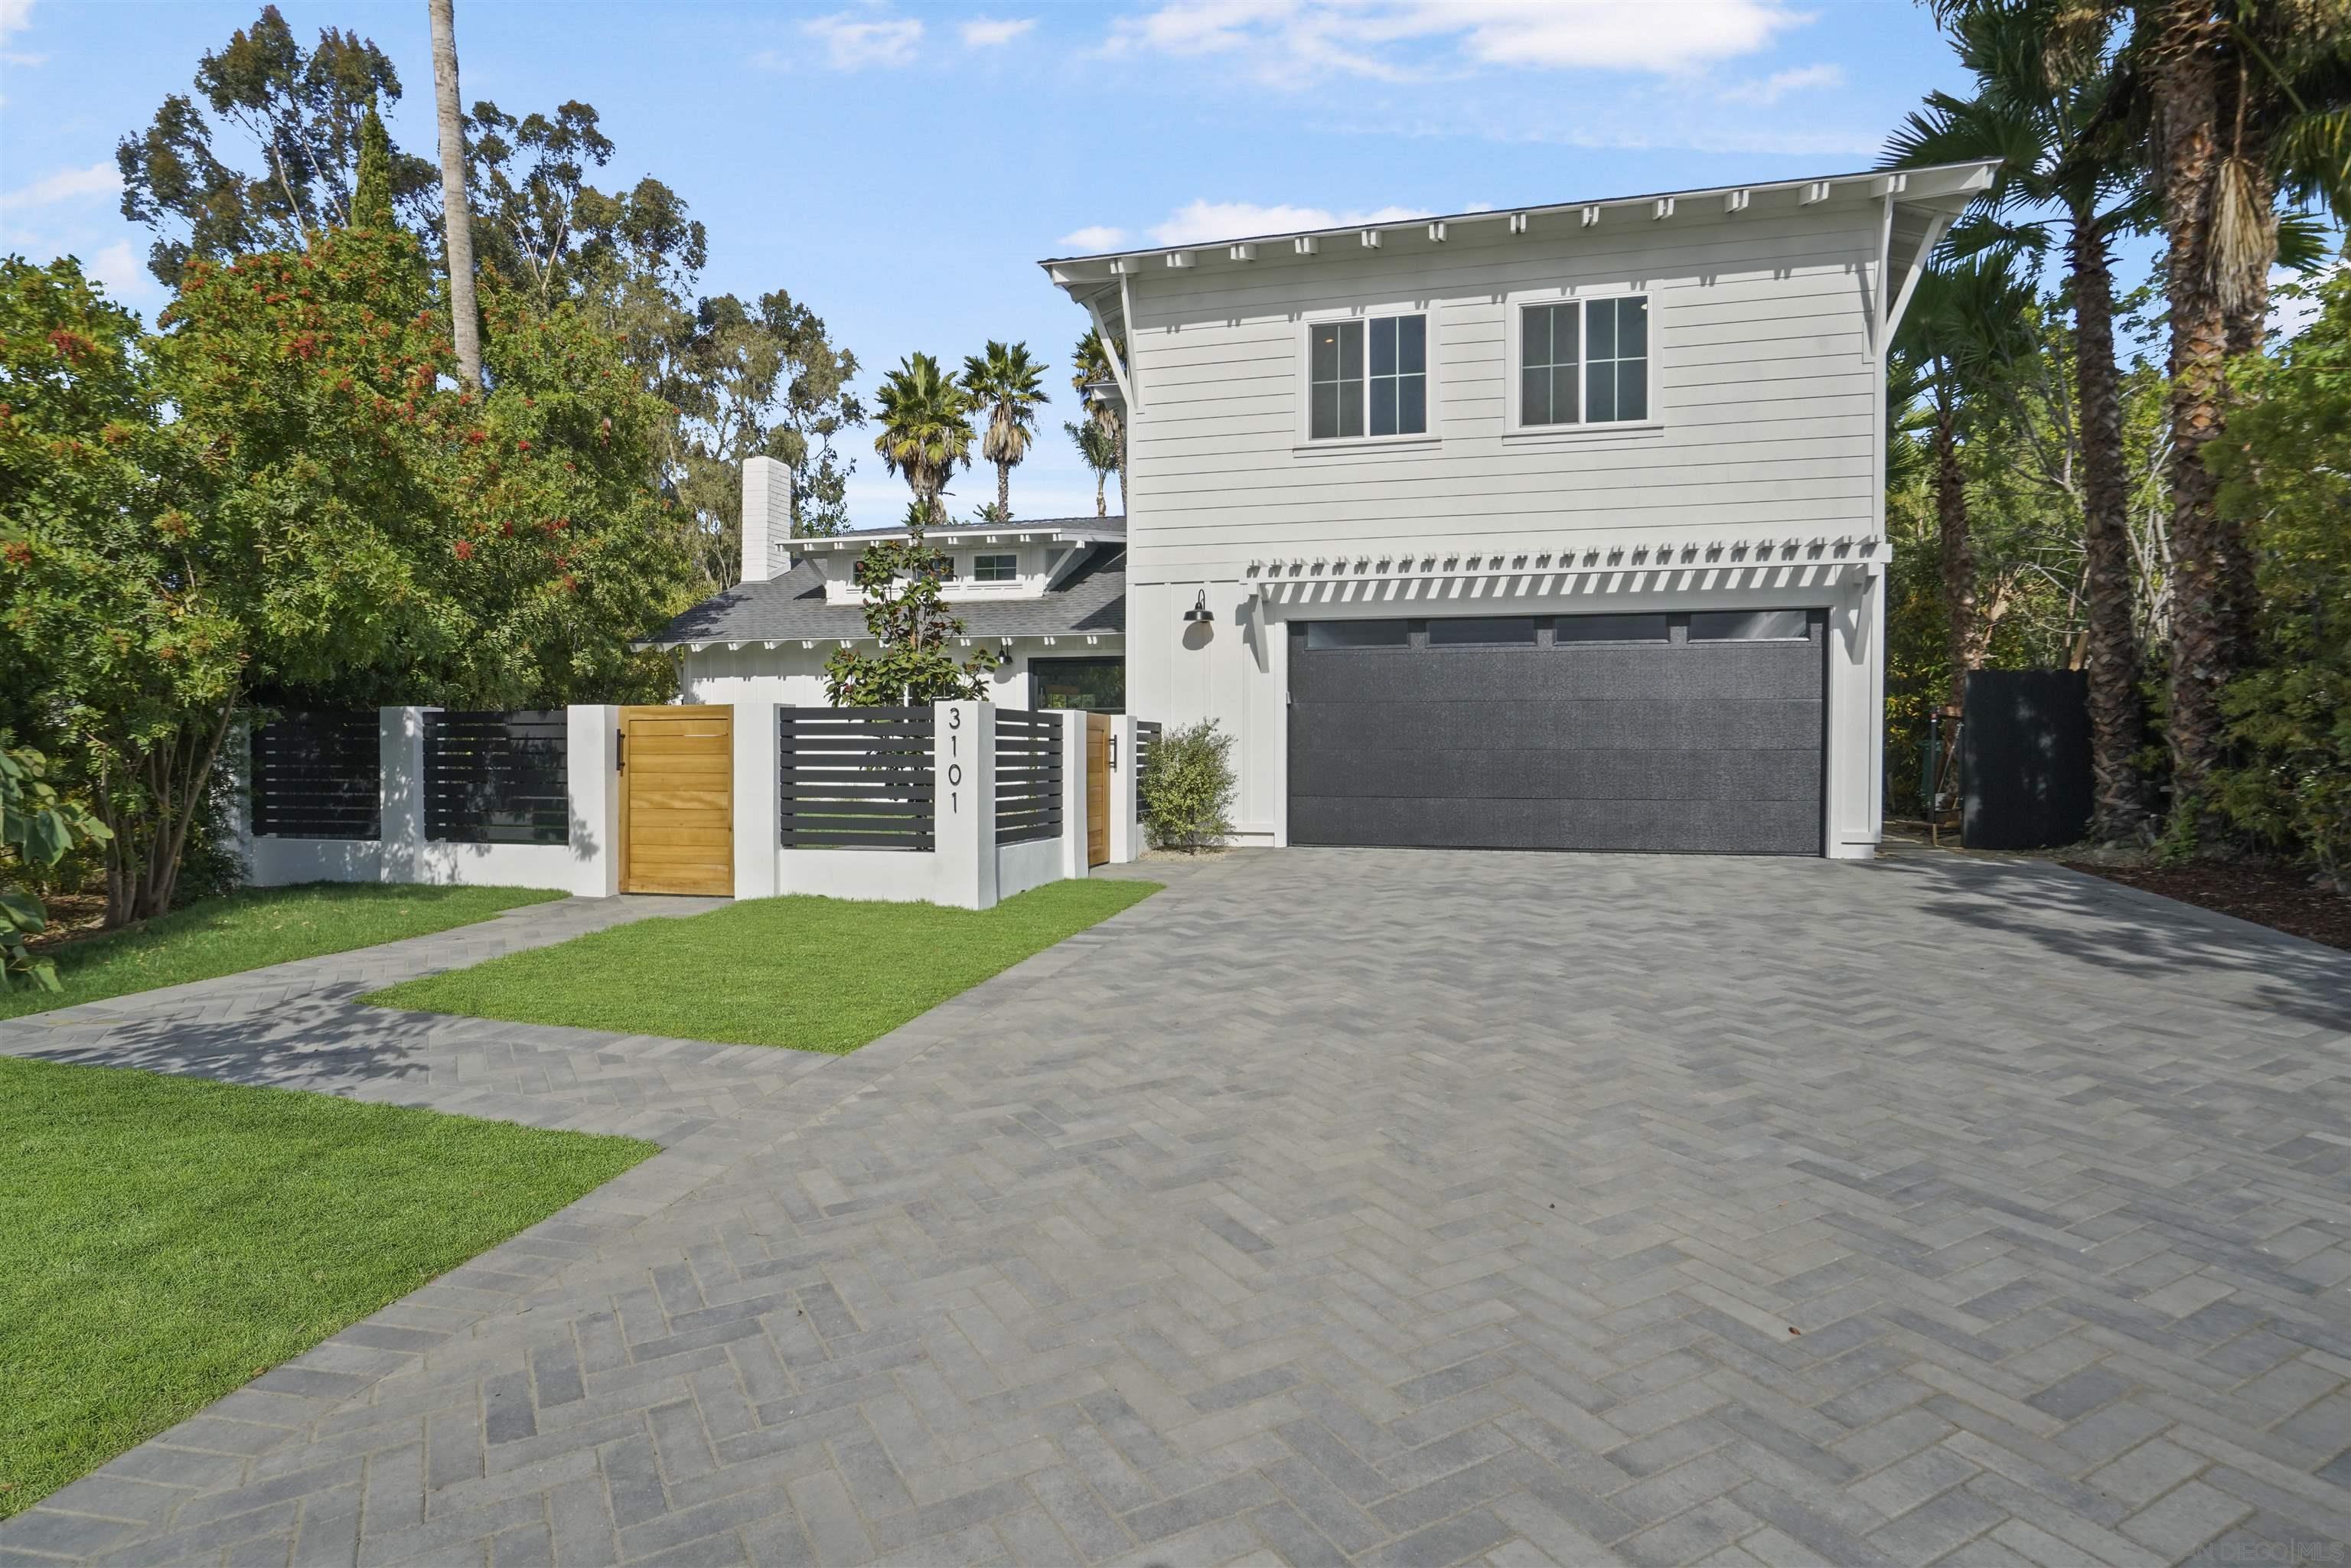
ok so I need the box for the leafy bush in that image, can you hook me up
[2206,266,2351,878]
[2,747,112,991]
[1139,721,1236,852]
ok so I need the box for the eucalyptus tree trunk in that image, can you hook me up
[2147,0,2232,812]
[428,0,482,393]
[2069,221,2150,839]
[1934,400,1979,712]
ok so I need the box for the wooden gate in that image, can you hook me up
[1086,713,1110,868]
[619,705,732,895]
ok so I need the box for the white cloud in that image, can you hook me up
[1,0,40,64]
[801,11,923,70]
[1107,0,1810,83]
[85,242,152,303]
[4,159,119,207]
[1057,224,1129,253]
[1720,62,1842,105]
[960,17,1036,47]
[1147,198,1430,246]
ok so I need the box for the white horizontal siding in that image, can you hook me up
[1123,200,1883,579]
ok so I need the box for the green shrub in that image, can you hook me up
[1139,720,1236,852]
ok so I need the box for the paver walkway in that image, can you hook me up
[5,849,2351,1568]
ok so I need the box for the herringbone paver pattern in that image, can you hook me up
[5,849,2350,1567]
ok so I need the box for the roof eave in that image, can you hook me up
[1039,159,2000,287]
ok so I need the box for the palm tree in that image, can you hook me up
[1893,0,2160,839]
[1065,419,1118,517]
[1071,328,1126,512]
[1894,253,2041,708]
[2067,0,2349,810]
[426,0,481,392]
[962,341,1048,520]
[872,353,973,524]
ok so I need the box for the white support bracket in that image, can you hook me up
[1082,289,1140,415]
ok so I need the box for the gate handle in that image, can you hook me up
[616,730,625,772]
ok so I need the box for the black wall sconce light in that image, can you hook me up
[1183,590,1214,625]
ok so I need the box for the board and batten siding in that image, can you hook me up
[1120,202,1883,577]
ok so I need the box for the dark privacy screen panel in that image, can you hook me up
[778,706,935,851]
[994,710,1064,846]
[426,711,570,845]
[251,712,381,840]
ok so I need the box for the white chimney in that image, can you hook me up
[740,456,794,584]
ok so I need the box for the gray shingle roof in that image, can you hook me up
[644,544,1126,648]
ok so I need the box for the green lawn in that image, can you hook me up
[2,883,566,1022]
[365,879,1161,1052]
[0,1057,653,1518]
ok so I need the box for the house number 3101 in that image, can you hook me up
[944,706,960,812]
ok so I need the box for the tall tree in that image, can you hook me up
[1895,254,2042,707]
[427,0,482,392]
[872,354,973,523]
[672,290,864,586]
[1893,0,2161,838]
[2113,0,2349,810]
[1066,419,1118,517]
[0,227,692,922]
[962,341,1048,520]
[351,97,396,230]
[1071,328,1126,512]
[116,5,437,287]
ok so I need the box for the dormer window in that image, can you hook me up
[973,553,1019,583]
[1309,314,1427,440]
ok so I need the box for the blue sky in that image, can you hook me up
[2,0,1985,524]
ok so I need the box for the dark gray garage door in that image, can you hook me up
[1287,609,1825,854]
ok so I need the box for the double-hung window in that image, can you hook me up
[1520,295,1648,427]
[1309,314,1426,440]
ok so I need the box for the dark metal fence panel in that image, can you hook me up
[780,706,935,851]
[1132,720,1162,814]
[251,712,381,839]
[1962,670,2092,850]
[425,710,570,844]
[995,710,1063,846]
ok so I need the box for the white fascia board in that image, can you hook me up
[1033,159,2000,282]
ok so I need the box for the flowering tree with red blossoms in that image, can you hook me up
[0,224,693,922]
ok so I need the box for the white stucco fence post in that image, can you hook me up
[933,700,996,911]
[1058,709,1089,881]
[1108,716,1139,864]
[381,706,426,885]
[733,698,781,900]
[568,706,622,897]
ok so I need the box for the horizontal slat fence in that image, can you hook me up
[1132,720,1162,823]
[779,707,935,851]
[426,710,569,844]
[252,712,380,839]
[995,711,1063,846]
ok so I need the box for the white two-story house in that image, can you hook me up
[1040,161,1991,858]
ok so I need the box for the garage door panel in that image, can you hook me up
[1291,647,1820,704]
[1291,745,1821,803]
[1290,793,1823,853]
[1287,615,1825,855]
[1288,699,1824,754]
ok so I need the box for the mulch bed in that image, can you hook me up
[2063,859,2351,954]
[22,892,109,950]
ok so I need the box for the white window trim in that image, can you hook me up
[970,551,1020,584]
[1294,305,1442,449]
[1505,291,1659,435]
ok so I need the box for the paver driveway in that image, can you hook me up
[6,848,2351,1568]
